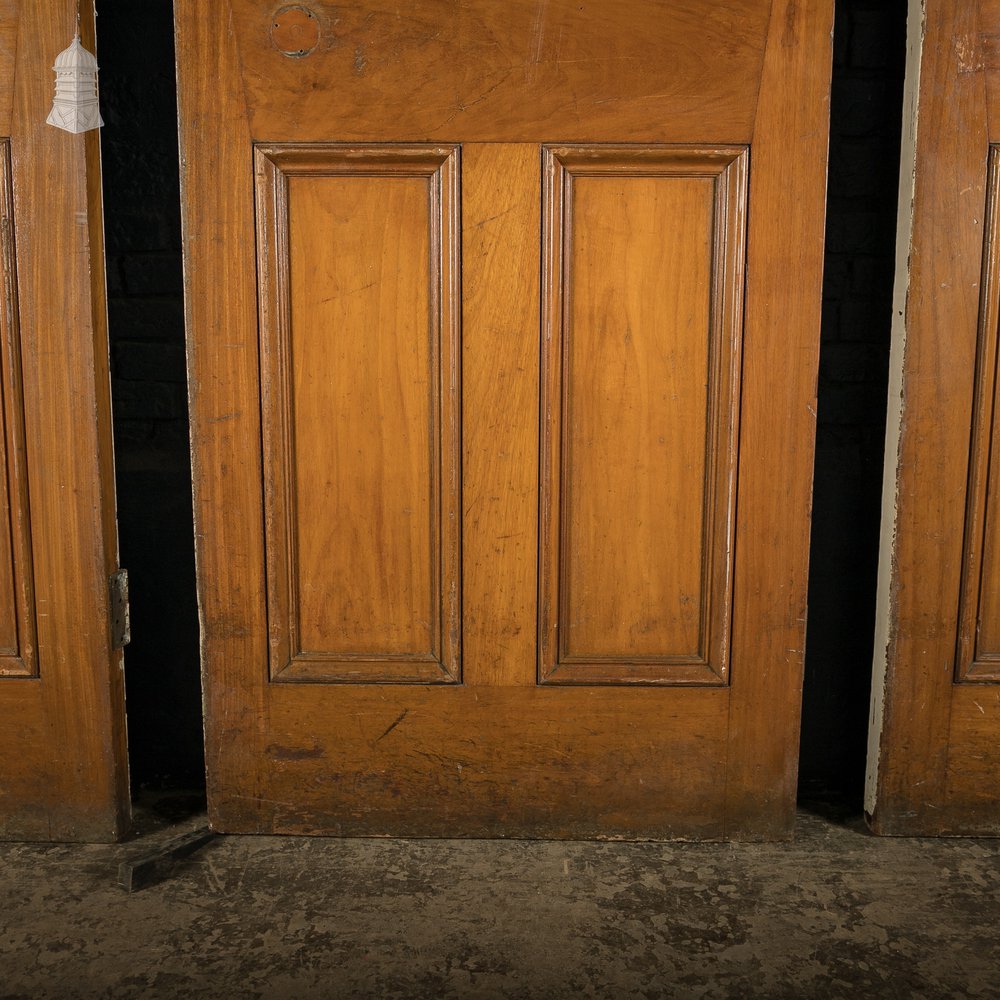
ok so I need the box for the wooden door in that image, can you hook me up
[868,0,1000,836]
[176,0,832,840]
[0,0,129,841]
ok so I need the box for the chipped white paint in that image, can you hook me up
[865,0,926,817]
[46,34,103,134]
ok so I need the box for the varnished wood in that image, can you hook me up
[868,0,1000,835]
[723,0,833,837]
[956,147,1000,682]
[0,0,129,840]
[229,0,771,145]
[177,0,832,840]
[241,685,731,840]
[0,142,36,676]
[539,146,746,686]
[255,144,461,684]
[462,143,539,689]
[0,2,15,137]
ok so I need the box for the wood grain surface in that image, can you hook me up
[231,0,771,144]
[539,146,747,686]
[177,0,832,840]
[256,144,461,684]
[0,0,129,841]
[869,0,1000,835]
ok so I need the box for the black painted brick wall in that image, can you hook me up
[800,0,905,807]
[98,0,203,789]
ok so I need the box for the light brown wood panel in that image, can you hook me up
[0,4,14,138]
[0,0,129,840]
[540,146,746,686]
[868,0,1000,835]
[256,145,460,683]
[177,0,272,836]
[981,0,1000,135]
[232,0,771,145]
[956,146,1000,682]
[943,685,1000,829]
[0,142,36,675]
[249,685,731,840]
[723,0,832,836]
[178,0,832,840]
[462,143,539,689]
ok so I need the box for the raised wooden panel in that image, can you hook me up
[255,144,461,684]
[957,146,1000,683]
[539,146,747,686]
[956,146,1000,682]
[0,140,36,678]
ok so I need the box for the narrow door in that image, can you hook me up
[0,0,129,841]
[868,0,1000,835]
[177,0,832,839]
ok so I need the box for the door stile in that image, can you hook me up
[462,143,540,689]
[724,0,834,838]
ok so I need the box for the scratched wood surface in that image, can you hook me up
[232,0,771,144]
[869,0,1000,836]
[176,0,832,840]
[0,0,129,841]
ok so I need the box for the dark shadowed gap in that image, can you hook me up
[97,0,204,793]
[799,0,907,815]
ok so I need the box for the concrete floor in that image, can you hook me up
[1,795,998,999]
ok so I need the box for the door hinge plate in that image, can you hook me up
[109,569,130,650]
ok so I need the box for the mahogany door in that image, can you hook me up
[0,0,129,841]
[868,0,1000,835]
[176,0,832,840]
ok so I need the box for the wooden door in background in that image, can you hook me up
[868,0,1000,835]
[176,0,832,840]
[0,0,129,840]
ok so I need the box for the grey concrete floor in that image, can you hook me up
[1,795,998,1000]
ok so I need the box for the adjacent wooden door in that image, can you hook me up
[176,0,832,839]
[868,0,1000,836]
[0,0,129,841]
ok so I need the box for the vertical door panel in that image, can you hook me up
[0,142,36,676]
[540,147,746,685]
[957,147,1000,681]
[256,145,461,683]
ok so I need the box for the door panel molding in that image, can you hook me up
[254,144,462,684]
[956,145,1000,683]
[0,140,37,677]
[539,146,747,686]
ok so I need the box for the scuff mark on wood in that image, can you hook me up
[374,709,409,745]
[267,742,325,761]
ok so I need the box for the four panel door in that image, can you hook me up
[868,0,1000,835]
[0,0,129,841]
[176,0,832,839]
